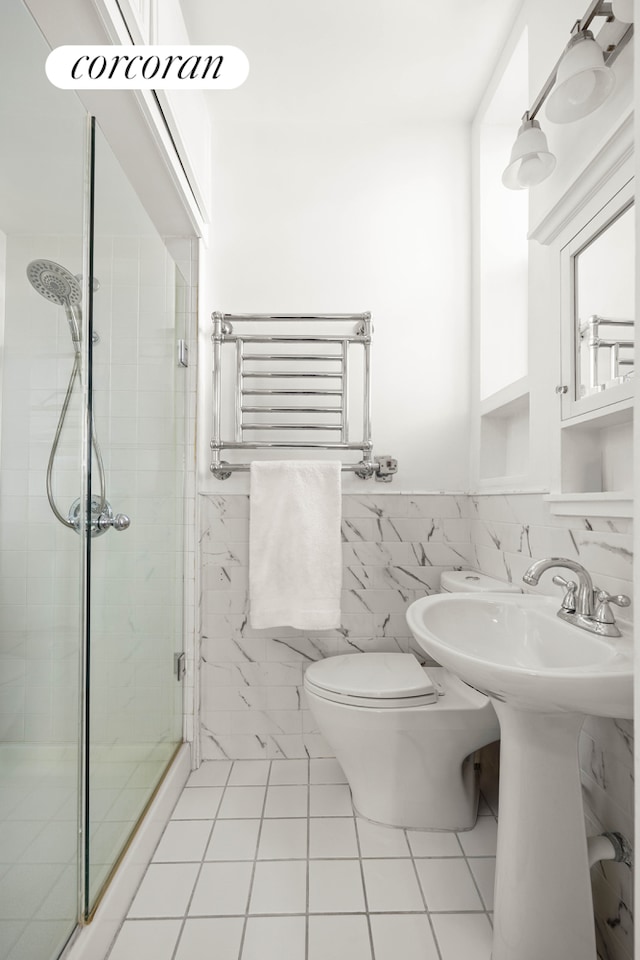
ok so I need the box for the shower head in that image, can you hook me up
[26,259,82,344]
[27,259,82,307]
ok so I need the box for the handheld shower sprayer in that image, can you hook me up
[26,259,82,347]
[25,258,114,533]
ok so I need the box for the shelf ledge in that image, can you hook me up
[544,492,633,518]
[480,376,529,418]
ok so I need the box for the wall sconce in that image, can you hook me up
[501,117,556,189]
[545,28,615,123]
[502,0,633,190]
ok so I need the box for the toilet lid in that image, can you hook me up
[304,653,438,705]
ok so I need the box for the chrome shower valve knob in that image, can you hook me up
[67,497,131,537]
[97,511,131,532]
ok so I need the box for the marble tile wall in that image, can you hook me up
[198,493,471,761]
[467,493,634,960]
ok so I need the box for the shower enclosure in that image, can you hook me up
[0,3,188,958]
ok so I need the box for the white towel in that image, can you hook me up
[249,460,342,630]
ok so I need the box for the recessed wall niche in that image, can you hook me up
[479,380,530,482]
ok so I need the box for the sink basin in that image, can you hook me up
[406,592,632,718]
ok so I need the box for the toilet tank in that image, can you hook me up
[439,570,521,593]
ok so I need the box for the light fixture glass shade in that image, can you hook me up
[546,30,615,123]
[502,119,556,190]
[612,0,634,22]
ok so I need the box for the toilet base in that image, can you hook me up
[343,747,480,831]
[305,668,500,831]
[351,763,479,833]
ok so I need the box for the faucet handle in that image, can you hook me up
[594,590,631,624]
[552,575,577,612]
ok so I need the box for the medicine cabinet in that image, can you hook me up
[529,114,634,517]
[560,178,635,422]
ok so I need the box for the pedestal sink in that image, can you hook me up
[406,592,633,960]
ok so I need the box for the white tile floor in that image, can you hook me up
[107,758,498,960]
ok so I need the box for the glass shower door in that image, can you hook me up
[0,2,88,957]
[0,0,187,946]
[84,122,184,914]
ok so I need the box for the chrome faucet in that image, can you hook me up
[523,557,630,638]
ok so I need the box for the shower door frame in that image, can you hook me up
[77,112,95,926]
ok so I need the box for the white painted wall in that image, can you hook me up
[478,28,529,401]
[198,119,471,493]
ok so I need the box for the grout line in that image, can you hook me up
[168,760,233,960]
[236,759,272,960]
[460,846,494,920]
[455,794,498,925]
[149,852,498,863]
[351,798,376,959]
[405,826,444,960]
[116,908,493,920]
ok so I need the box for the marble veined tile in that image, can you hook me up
[592,867,633,960]
[581,717,633,770]
[407,495,466,519]
[343,565,441,592]
[201,565,248,592]
[201,635,267,664]
[199,542,249,567]
[341,518,381,542]
[202,518,250,543]
[341,588,421,615]
[376,518,443,542]
[341,494,410,519]
[202,494,250,519]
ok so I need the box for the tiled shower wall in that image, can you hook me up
[199,490,633,960]
[0,231,195,745]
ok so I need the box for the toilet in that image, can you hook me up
[303,570,521,831]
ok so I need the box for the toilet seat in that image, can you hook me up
[304,653,439,708]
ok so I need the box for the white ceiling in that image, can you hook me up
[181,0,524,125]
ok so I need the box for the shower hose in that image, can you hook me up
[46,350,106,530]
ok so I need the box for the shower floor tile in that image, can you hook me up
[109,758,498,960]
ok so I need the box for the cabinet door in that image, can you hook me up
[560,177,634,422]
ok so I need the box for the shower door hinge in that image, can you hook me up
[177,339,189,367]
[174,652,186,681]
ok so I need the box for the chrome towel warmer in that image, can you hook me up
[210,312,397,481]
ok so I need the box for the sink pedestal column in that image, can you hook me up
[491,703,595,960]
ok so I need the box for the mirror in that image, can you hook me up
[558,172,635,421]
[574,201,635,399]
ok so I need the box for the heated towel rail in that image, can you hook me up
[210,312,397,481]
